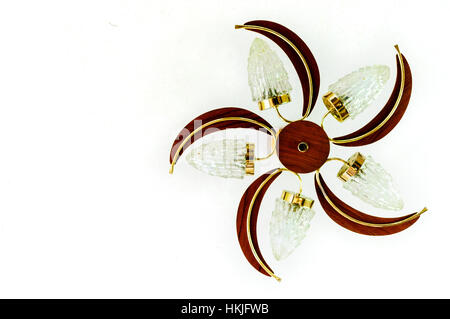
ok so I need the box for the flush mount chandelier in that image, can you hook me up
[168,20,427,281]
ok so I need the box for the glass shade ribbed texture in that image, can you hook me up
[342,155,404,210]
[270,198,315,261]
[186,139,248,179]
[329,65,390,119]
[247,38,292,102]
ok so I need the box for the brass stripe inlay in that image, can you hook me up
[236,24,314,122]
[245,168,302,282]
[331,45,406,144]
[169,117,276,174]
[314,170,427,228]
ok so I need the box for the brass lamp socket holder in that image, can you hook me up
[322,91,349,122]
[245,143,255,175]
[281,190,314,208]
[258,93,291,111]
[337,152,366,182]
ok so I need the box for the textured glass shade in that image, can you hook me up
[342,155,404,211]
[247,38,292,103]
[186,139,251,179]
[269,198,315,261]
[329,65,390,119]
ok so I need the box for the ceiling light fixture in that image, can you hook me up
[168,20,428,281]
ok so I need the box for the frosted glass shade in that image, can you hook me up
[270,197,315,261]
[341,154,404,211]
[329,65,390,119]
[186,139,252,179]
[247,38,292,103]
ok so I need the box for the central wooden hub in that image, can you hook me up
[276,120,330,173]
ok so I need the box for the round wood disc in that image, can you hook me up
[276,120,330,173]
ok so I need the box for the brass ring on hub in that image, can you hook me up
[298,142,309,152]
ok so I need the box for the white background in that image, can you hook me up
[0,0,448,298]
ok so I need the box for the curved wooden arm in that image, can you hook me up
[236,169,281,280]
[331,46,412,146]
[169,107,276,173]
[314,172,426,236]
[236,20,320,120]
